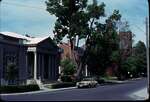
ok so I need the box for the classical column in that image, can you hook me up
[51,56,53,80]
[25,52,28,78]
[41,55,44,79]
[38,54,40,79]
[0,46,3,80]
[34,52,37,79]
[48,55,51,79]
[54,57,56,79]
[85,65,88,77]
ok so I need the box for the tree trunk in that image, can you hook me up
[75,37,92,80]
[75,48,88,79]
[69,38,78,69]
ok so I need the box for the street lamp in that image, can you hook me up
[145,17,149,94]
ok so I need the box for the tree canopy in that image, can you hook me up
[46,0,121,78]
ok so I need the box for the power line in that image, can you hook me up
[130,23,145,33]
[1,1,147,34]
[117,18,146,33]
[2,1,46,11]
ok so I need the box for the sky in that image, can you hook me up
[0,0,149,46]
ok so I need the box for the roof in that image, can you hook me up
[0,31,50,45]
[26,36,49,45]
[0,31,28,39]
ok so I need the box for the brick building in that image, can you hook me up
[119,31,132,60]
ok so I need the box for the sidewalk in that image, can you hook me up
[129,87,149,100]
[104,77,143,84]
[0,86,76,96]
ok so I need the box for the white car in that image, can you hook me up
[76,78,98,88]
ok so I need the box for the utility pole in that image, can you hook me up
[145,17,149,94]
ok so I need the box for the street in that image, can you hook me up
[1,78,148,101]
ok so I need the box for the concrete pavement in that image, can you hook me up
[129,87,149,100]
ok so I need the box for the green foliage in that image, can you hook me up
[86,10,121,76]
[46,0,121,77]
[133,41,146,56]
[46,82,76,89]
[61,59,76,75]
[5,63,18,81]
[133,41,147,76]
[110,51,120,63]
[46,0,89,42]
[61,75,75,82]
[87,0,106,19]
[120,41,147,78]
[0,85,40,93]
[121,56,138,78]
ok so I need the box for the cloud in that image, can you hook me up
[0,0,148,44]
[1,0,56,38]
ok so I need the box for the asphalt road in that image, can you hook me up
[1,78,148,101]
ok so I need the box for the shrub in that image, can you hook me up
[60,75,74,82]
[46,82,76,89]
[5,63,18,85]
[0,84,40,93]
[94,77,105,84]
[60,59,76,75]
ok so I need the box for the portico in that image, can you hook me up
[26,41,60,83]
[0,31,61,85]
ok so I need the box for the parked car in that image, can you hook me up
[76,77,98,88]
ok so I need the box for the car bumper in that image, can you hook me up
[77,84,90,88]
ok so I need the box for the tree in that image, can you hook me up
[121,56,138,79]
[118,41,147,79]
[46,0,121,79]
[61,58,76,75]
[83,9,121,77]
[133,41,147,76]
[46,0,89,67]
[60,58,76,82]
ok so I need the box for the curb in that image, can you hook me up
[104,77,143,84]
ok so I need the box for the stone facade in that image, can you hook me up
[0,32,60,85]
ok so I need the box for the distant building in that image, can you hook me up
[59,42,72,60]
[58,41,88,76]
[106,31,132,76]
[59,41,84,62]
[0,31,61,85]
[119,31,132,60]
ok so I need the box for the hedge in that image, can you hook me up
[61,75,74,82]
[0,84,40,93]
[46,82,76,89]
